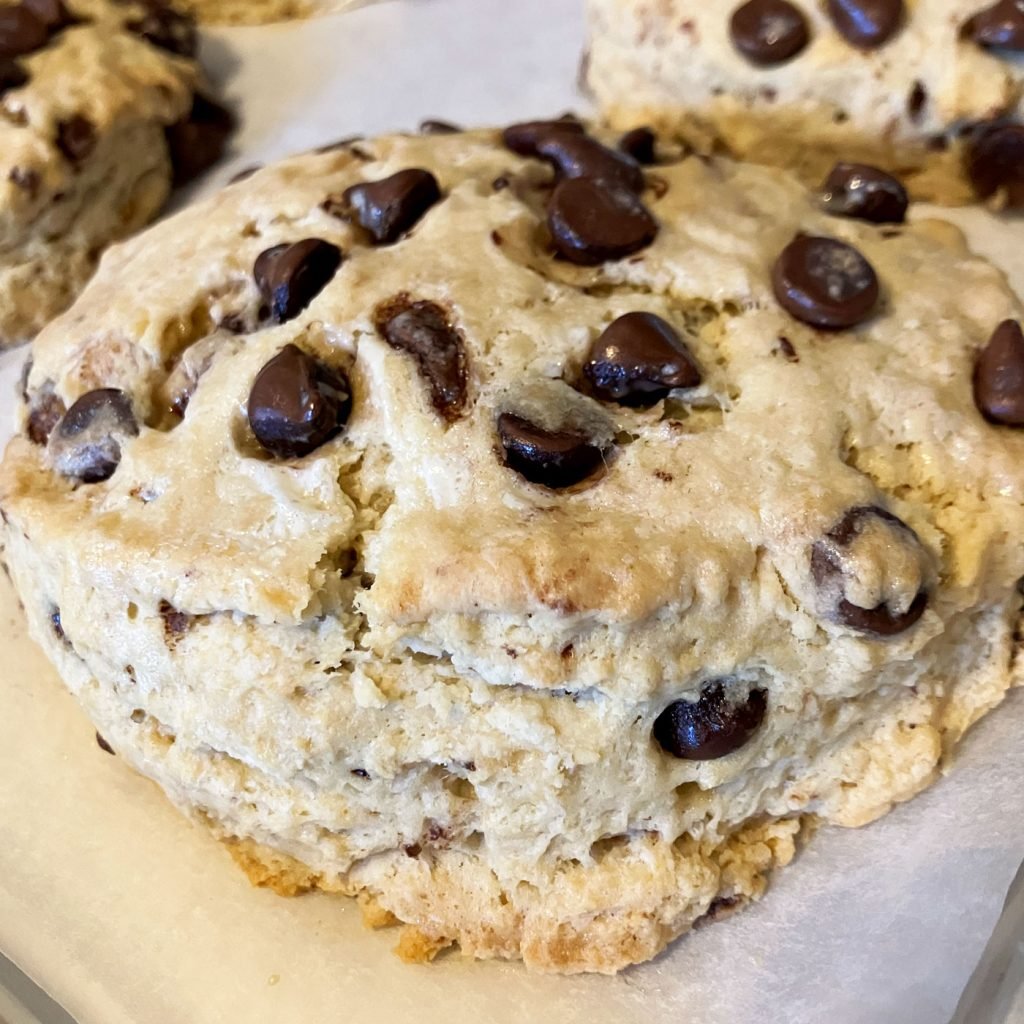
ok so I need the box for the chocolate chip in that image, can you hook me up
[653,683,767,760]
[49,388,139,483]
[497,412,606,489]
[351,767,369,778]
[0,4,47,57]
[166,93,236,186]
[826,0,904,48]
[547,178,658,266]
[23,0,75,30]
[962,0,1024,50]
[95,732,115,755]
[966,122,1024,208]
[55,114,96,165]
[729,0,810,65]
[811,506,929,635]
[583,312,702,406]
[772,234,879,330]
[419,118,461,134]
[247,344,351,458]
[159,599,191,643]
[534,132,645,192]
[253,238,342,323]
[907,80,927,121]
[374,298,467,421]
[774,335,799,361]
[821,162,908,223]
[342,168,441,244]
[26,390,65,444]
[973,319,1024,426]
[501,118,585,156]
[228,164,260,184]
[8,164,38,194]
[618,126,657,165]
[0,57,27,93]
[50,607,65,641]
[126,3,196,57]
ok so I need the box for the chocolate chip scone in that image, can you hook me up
[586,0,1024,207]
[0,0,232,348]
[2,122,1023,974]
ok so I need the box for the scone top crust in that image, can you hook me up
[5,123,1024,712]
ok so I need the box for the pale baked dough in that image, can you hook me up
[585,0,1024,204]
[2,126,1023,973]
[173,0,355,24]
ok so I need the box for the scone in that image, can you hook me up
[2,121,1023,974]
[0,0,232,348]
[586,0,1024,206]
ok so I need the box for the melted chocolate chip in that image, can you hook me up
[547,178,658,266]
[501,118,586,156]
[374,298,467,421]
[166,94,236,186]
[0,4,47,57]
[497,412,606,489]
[584,312,702,406]
[95,732,115,755]
[534,132,645,192]
[247,344,351,458]
[618,126,657,165]
[254,239,342,323]
[26,390,65,444]
[342,168,441,244]
[55,115,96,165]
[0,57,27,93]
[49,388,138,483]
[730,0,810,65]
[827,0,903,48]
[653,683,767,760]
[126,3,196,56]
[974,319,1024,426]
[772,234,879,330]
[966,122,1024,208]
[962,0,1024,50]
[419,118,461,134]
[821,162,908,223]
[811,506,928,635]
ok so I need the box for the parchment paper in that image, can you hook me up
[0,2,1022,1021]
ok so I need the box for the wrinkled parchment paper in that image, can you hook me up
[0,2,1022,1021]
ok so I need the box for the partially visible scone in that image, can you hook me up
[2,122,1023,973]
[586,0,1024,206]
[0,0,233,348]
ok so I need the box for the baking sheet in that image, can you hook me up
[1,1,1023,1020]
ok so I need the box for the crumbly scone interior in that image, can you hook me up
[2,128,1023,972]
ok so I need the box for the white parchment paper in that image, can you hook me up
[0,2,1022,1021]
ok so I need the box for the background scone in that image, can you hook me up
[2,122,1023,974]
[0,0,232,348]
[586,0,1024,207]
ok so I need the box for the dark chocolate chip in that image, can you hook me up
[907,80,927,121]
[228,163,261,184]
[501,118,585,156]
[811,506,928,635]
[534,132,645,192]
[253,238,342,323]
[729,0,810,65]
[55,114,96,165]
[8,164,39,194]
[50,607,64,640]
[0,4,47,57]
[95,732,115,755]
[23,0,75,30]
[342,168,442,244]
[775,335,799,361]
[962,0,1024,50]
[821,162,908,223]
[125,3,196,56]
[159,598,191,642]
[0,56,27,93]
[26,390,65,444]
[973,319,1024,425]
[419,118,461,134]
[584,312,702,406]
[247,344,351,459]
[966,122,1024,208]
[618,126,657,165]
[374,298,468,421]
[826,0,904,48]
[772,233,879,330]
[547,178,658,266]
[166,93,236,186]
[497,412,606,489]
[653,683,767,760]
[351,767,369,778]
[50,388,139,483]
